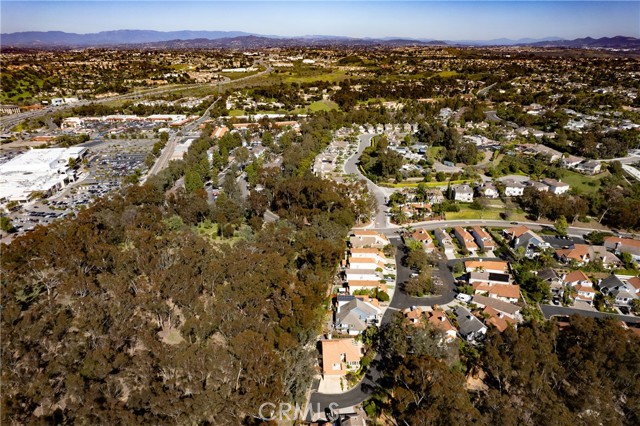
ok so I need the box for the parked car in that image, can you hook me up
[456,293,472,303]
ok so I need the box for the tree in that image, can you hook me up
[0,216,14,232]
[405,272,433,297]
[184,169,204,193]
[555,215,568,236]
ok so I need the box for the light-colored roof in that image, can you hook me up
[475,284,521,300]
[563,270,591,284]
[483,307,516,332]
[350,248,385,256]
[471,295,521,316]
[347,280,385,289]
[465,260,509,273]
[411,228,432,242]
[504,225,530,239]
[604,236,640,249]
[556,244,592,261]
[321,339,362,375]
[428,309,457,334]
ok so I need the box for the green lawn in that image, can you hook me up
[446,208,503,221]
[436,71,458,78]
[561,170,606,194]
[283,69,348,84]
[308,100,339,112]
[426,146,444,161]
[228,109,245,116]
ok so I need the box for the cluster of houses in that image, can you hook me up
[501,225,640,308]
[425,226,497,258]
[342,230,393,295]
[401,290,523,345]
[455,177,571,202]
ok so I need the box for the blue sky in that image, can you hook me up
[1,1,638,40]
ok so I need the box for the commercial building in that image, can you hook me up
[0,147,88,204]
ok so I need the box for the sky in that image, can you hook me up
[1,1,639,40]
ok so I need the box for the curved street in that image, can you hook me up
[309,131,629,420]
[308,237,458,416]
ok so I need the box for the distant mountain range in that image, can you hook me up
[1,30,638,49]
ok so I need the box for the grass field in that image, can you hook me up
[283,69,348,84]
[308,100,339,112]
[561,170,606,194]
[436,71,458,78]
[228,109,245,116]
[445,207,530,221]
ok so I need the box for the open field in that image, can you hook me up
[561,170,607,194]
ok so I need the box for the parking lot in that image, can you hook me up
[4,137,155,239]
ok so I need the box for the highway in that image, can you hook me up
[0,62,272,132]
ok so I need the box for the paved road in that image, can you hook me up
[369,219,608,239]
[343,133,394,229]
[540,304,640,324]
[622,164,640,181]
[145,97,222,180]
[308,237,457,417]
[0,64,271,132]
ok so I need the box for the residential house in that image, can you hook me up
[555,244,593,266]
[335,298,382,335]
[575,160,602,175]
[427,307,458,342]
[321,338,363,377]
[473,283,521,303]
[453,184,474,202]
[478,182,499,198]
[403,306,425,326]
[502,179,526,197]
[345,268,380,282]
[346,280,387,295]
[410,228,436,252]
[590,246,622,269]
[604,237,640,262]
[563,270,596,304]
[349,230,390,249]
[528,180,549,192]
[482,306,517,332]
[424,189,445,204]
[542,178,570,195]
[520,143,563,162]
[598,274,639,307]
[465,260,509,274]
[347,257,386,271]
[469,271,511,286]
[434,229,456,256]
[471,294,522,320]
[453,306,487,343]
[349,248,387,262]
[470,227,496,251]
[504,226,551,258]
[562,154,584,169]
[454,227,478,254]
[537,268,563,296]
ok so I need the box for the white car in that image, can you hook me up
[456,293,472,303]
